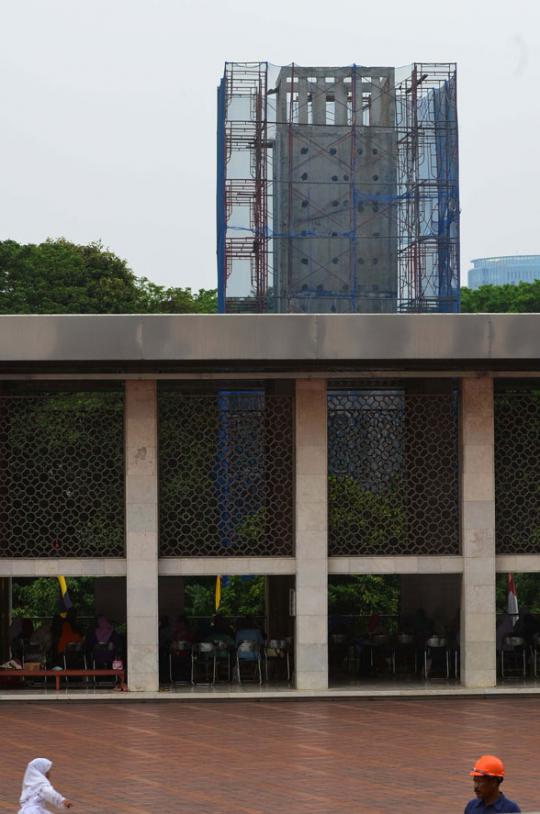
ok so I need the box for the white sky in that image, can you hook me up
[0,0,539,291]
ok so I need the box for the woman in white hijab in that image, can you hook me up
[19,758,73,814]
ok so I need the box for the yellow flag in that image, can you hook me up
[57,575,72,617]
[215,575,222,611]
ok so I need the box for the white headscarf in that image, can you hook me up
[20,758,53,804]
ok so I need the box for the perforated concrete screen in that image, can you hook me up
[158,386,294,557]
[328,382,459,555]
[495,381,540,553]
[0,385,125,558]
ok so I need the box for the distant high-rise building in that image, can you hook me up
[467,256,540,289]
[217,62,460,313]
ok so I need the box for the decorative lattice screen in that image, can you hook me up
[0,388,124,557]
[495,383,540,553]
[159,389,294,556]
[328,385,459,556]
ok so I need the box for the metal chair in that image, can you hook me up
[500,635,527,679]
[92,641,116,686]
[64,641,87,670]
[453,647,460,680]
[392,633,417,675]
[369,633,392,674]
[235,641,262,684]
[191,642,216,685]
[22,640,46,669]
[532,634,540,678]
[169,640,192,684]
[424,636,449,679]
[212,641,232,683]
[63,641,87,686]
[21,640,47,687]
[264,639,291,682]
[344,642,361,675]
[329,633,349,674]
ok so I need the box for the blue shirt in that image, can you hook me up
[465,793,521,814]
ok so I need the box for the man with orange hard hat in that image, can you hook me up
[465,755,521,813]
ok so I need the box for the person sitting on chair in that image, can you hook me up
[85,615,122,667]
[55,611,83,656]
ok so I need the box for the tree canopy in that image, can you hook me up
[0,238,217,314]
[461,280,540,313]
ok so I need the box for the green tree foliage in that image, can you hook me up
[183,576,265,619]
[12,577,96,620]
[328,575,399,617]
[0,238,217,314]
[461,281,540,313]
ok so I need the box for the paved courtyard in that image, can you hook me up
[1,698,538,814]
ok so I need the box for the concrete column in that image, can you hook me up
[125,380,159,692]
[297,78,309,125]
[354,72,367,119]
[312,80,326,125]
[278,76,288,124]
[460,377,496,688]
[295,379,328,690]
[371,74,395,128]
[334,80,348,126]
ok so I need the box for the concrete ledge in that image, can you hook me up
[328,556,464,574]
[4,684,540,702]
[0,559,126,577]
[1,313,540,368]
[158,557,296,575]
[5,554,540,579]
[0,557,297,577]
[496,555,540,572]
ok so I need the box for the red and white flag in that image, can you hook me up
[507,573,519,625]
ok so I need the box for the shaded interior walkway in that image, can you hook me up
[1,698,539,814]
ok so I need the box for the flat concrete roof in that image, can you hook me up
[1,313,540,374]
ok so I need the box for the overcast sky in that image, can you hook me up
[0,0,539,291]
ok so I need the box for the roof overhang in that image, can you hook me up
[0,313,539,376]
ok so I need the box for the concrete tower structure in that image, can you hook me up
[272,65,397,313]
[217,62,460,314]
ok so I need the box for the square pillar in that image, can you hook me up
[295,379,328,690]
[125,380,159,692]
[460,377,496,688]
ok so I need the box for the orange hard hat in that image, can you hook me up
[470,755,505,778]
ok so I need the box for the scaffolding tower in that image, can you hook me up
[217,62,269,313]
[217,62,460,314]
[396,64,459,312]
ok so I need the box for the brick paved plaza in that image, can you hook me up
[1,698,538,814]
